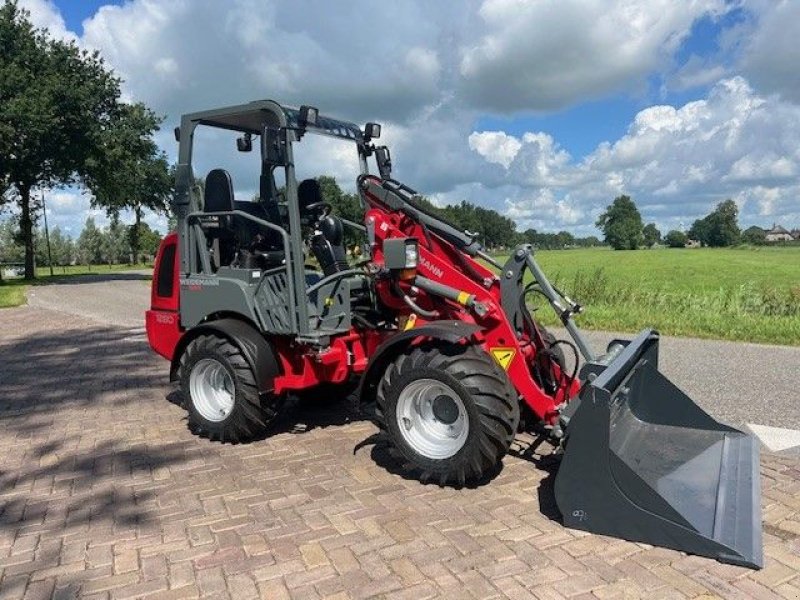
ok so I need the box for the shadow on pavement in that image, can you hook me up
[509,436,564,522]
[32,271,152,285]
[0,323,192,534]
[0,326,156,424]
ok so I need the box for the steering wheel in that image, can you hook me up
[303,201,332,215]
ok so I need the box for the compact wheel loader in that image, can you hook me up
[146,99,763,568]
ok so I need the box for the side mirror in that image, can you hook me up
[364,122,381,142]
[236,133,253,152]
[173,126,181,142]
[375,145,392,179]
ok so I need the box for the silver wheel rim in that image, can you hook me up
[190,358,235,422]
[395,378,469,459]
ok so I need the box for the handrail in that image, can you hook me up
[187,209,297,333]
[306,268,364,296]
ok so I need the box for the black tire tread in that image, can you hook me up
[375,343,520,486]
[180,334,276,444]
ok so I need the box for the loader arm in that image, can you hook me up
[360,175,579,424]
[360,173,763,569]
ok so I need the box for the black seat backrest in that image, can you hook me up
[311,216,349,277]
[298,178,322,213]
[205,169,234,212]
[202,169,236,268]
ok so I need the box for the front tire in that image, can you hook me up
[375,343,520,486]
[180,335,277,443]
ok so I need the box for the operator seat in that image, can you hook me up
[298,179,349,277]
[203,168,237,267]
[203,168,285,270]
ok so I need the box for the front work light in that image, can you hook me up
[364,122,382,141]
[384,237,419,279]
[299,105,319,127]
[404,240,418,268]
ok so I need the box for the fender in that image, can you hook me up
[170,318,280,393]
[358,320,482,406]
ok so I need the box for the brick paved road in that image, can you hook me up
[1,305,798,599]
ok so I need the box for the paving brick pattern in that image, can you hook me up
[0,305,798,599]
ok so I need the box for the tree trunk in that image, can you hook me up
[19,184,35,280]
[131,206,142,265]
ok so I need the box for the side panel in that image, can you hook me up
[147,233,182,360]
[150,233,180,312]
[146,310,182,360]
[180,275,261,329]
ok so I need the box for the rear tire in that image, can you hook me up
[375,344,520,486]
[180,334,278,443]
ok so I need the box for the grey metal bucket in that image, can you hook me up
[554,330,763,569]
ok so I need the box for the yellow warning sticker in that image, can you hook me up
[490,347,516,370]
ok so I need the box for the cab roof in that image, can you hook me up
[182,99,363,142]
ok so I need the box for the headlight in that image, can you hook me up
[404,241,418,268]
[383,237,420,271]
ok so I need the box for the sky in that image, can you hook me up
[10,0,800,238]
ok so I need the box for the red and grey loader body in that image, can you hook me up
[145,98,763,570]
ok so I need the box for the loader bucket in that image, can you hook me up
[554,330,763,569]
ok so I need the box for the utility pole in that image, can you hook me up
[41,189,54,277]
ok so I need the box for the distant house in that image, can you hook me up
[792,229,800,240]
[685,238,701,248]
[765,224,793,242]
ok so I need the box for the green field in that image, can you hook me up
[499,246,800,346]
[3,249,798,345]
[0,264,151,309]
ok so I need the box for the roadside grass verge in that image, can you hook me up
[0,263,152,309]
[496,246,800,345]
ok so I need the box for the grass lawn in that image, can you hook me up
[0,263,152,309]
[3,248,798,345]
[494,246,800,346]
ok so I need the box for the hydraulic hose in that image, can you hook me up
[392,281,439,318]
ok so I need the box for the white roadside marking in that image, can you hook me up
[746,423,800,453]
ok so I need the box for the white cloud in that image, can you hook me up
[468,131,521,168]
[741,0,800,103]
[668,54,728,92]
[80,0,449,124]
[459,0,728,111]
[7,0,800,239]
[17,0,74,41]
[471,77,800,232]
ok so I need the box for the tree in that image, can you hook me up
[34,226,48,267]
[0,217,23,262]
[102,216,129,265]
[742,225,766,245]
[642,223,661,248]
[76,217,104,266]
[595,195,643,250]
[88,103,173,263]
[316,176,364,247]
[688,218,710,246]
[664,230,688,248]
[1,2,123,279]
[49,226,74,271]
[705,199,740,247]
[689,199,740,247]
[131,221,162,262]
